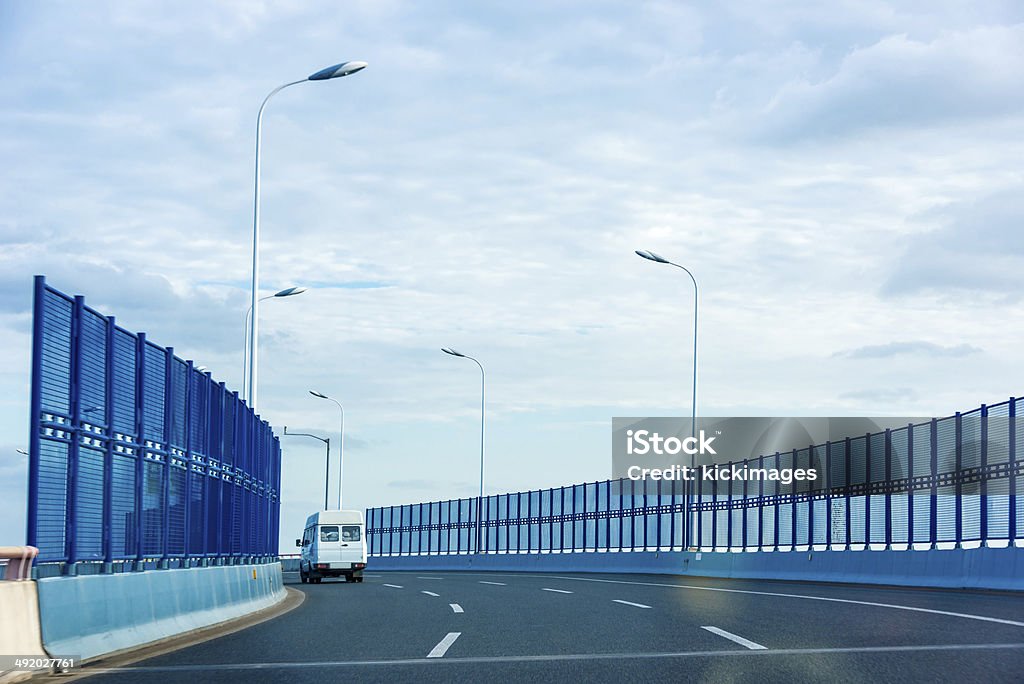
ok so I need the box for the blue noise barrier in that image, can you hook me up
[368,399,1022,556]
[26,276,281,572]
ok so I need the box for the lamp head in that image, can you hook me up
[274,286,307,297]
[636,249,671,264]
[308,61,368,81]
[309,390,329,399]
[441,347,466,358]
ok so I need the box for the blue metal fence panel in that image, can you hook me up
[367,398,1024,556]
[26,276,281,570]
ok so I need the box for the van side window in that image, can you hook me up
[320,526,340,542]
[303,527,312,546]
[342,525,361,542]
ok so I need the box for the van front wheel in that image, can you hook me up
[299,567,308,584]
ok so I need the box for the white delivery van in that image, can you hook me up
[296,510,367,583]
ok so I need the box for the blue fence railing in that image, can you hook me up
[367,398,1023,555]
[26,276,281,570]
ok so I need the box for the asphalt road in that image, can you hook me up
[77,570,1024,683]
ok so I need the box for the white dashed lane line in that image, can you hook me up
[427,632,462,658]
[541,588,573,594]
[450,603,464,614]
[421,591,440,597]
[417,576,445,580]
[382,584,404,589]
[613,599,652,609]
[479,581,507,586]
[701,626,767,650]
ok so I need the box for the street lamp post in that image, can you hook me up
[636,249,699,551]
[441,348,486,554]
[247,60,367,412]
[282,427,330,511]
[310,391,345,509]
[635,250,699,439]
[242,286,307,403]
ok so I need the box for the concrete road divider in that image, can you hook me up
[0,579,48,683]
[36,563,285,662]
[367,547,1024,591]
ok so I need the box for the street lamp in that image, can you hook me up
[283,426,331,511]
[441,347,486,554]
[242,286,307,403]
[309,391,345,509]
[635,250,699,440]
[247,60,367,412]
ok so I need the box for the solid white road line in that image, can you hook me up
[541,588,573,594]
[479,581,507,586]
[86,642,1024,673]
[417,576,445,580]
[450,603,464,614]
[363,574,382,578]
[701,626,767,650]
[613,599,652,609]
[427,632,462,658]
[421,591,440,597]
[531,575,1024,629]
[382,584,404,589]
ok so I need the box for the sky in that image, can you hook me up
[1,1,1022,551]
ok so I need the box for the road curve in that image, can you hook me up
[70,570,1024,683]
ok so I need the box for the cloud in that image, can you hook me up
[386,479,476,493]
[757,25,1024,140]
[2,1,1024,551]
[883,188,1024,295]
[839,387,917,402]
[834,341,982,359]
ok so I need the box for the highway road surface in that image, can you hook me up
[73,570,1024,683]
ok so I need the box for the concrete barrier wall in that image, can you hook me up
[367,547,1024,591]
[37,563,286,662]
[0,581,48,683]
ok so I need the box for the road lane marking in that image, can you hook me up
[417,576,445,580]
[613,599,651,609]
[701,626,766,650]
[421,591,440,597]
[529,575,1024,628]
[427,632,461,658]
[83,642,1024,673]
[450,603,464,613]
[479,581,507,586]
[541,588,573,594]
[382,584,404,589]
[363,574,382,577]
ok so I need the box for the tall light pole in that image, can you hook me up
[242,286,307,403]
[248,60,367,412]
[635,250,699,440]
[310,391,345,509]
[441,348,486,554]
[283,427,331,511]
[636,249,698,551]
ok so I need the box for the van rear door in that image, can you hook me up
[338,524,365,565]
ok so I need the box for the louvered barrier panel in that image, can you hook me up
[26,276,281,574]
[368,400,1023,556]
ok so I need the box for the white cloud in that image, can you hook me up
[758,25,1024,139]
[1,1,1022,548]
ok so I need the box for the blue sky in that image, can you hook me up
[1,1,1023,549]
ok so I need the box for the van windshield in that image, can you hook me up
[342,525,361,542]
[319,526,340,542]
